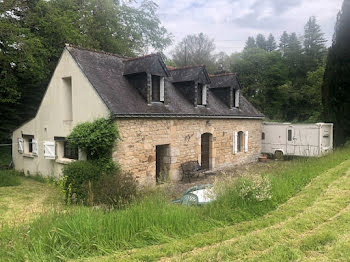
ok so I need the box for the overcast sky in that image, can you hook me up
[154,0,343,56]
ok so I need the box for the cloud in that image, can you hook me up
[154,0,343,55]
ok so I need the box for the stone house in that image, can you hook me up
[12,45,264,186]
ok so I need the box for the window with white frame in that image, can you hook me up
[151,75,165,102]
[233,130,249,154]
[22,134,37,156]
[197,83,207,106]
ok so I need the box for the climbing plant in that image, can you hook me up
[62,117,125,205]
[67,117,119,160]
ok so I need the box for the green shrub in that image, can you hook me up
[90,158,119,175]
[0,170,21,187]
[67,118,119,160]
[62,161,101,204]
[235,175,272,202]
[93,171,137,209]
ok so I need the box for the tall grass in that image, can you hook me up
[1,147,350,261]
[0,146,11,168]
[0,170,21,187]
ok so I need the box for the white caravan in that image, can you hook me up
[261,122,333,157]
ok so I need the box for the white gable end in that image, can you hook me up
[12,47,110,177]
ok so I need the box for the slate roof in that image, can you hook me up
[169,65,211,84]
[66,45,264,119]
[123,54,170,77]
[209,73,241,89]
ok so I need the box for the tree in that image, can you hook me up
[256,34,267,51]
[230,48,289,119]
[279,31,289,55]
[284,33,303,77]
[266,33,277,52]
[172,33,216,72]
[0,0,172,142]
[214,51,231,74]
[322,0,350,145]
[244,36,256,49]
[303,16,327,71]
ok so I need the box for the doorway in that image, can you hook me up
[201,133,212,170]
[156,144,170,183]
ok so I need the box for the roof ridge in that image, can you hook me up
[168,65,205,71]
[65,43,130,59]
[124,53,159,61]
[209,73,236,77]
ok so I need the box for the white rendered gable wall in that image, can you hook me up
[12,48,110,178]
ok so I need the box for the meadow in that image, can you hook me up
[0,147,350,261]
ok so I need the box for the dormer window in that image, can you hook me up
[151,75,165,102]
[197,83,207,106]
[235,89,240,108]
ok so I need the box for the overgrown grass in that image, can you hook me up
[1,148,350,261]
[0,146,11,168]
[0,170,21,187]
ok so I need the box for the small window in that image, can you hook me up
[288,129,292,141]
[152,75,161,102]
[64,141,78,160]
[237,131,244,152]
[22,135,34,154]
[235,89,240,108]
[197,83,203,105]
[262,132,265,140]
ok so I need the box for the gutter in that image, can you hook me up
[113,113,265,120]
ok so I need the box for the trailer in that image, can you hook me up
[261,122,333,157]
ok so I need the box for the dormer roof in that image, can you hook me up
[169,65,211,84]
[123,53,170,77]
[209,73,241,90]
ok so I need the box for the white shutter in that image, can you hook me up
[202,85,207,105]
[233,132,238,154]
[160,77,165,102]
[235,89,240,107]
[18,138,24,154]
[244,131,249,152]
[44,141,56,159]
[32,139,38,156]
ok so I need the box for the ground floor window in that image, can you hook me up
[54,136,78,160]
[64,141,78,160]
[22,134,34,154]
[237,131,244,152]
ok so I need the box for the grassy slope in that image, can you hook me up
[0,176,62,226]
[1,148,350,261]
[82,157,350,261]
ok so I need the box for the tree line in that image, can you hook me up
[171,2,350,146]
[0,0,172,142]
[172,17,327,123]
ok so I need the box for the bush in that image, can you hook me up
[62,161,101,204]
[0,170,21,187]
[67,118,119,160]
[235,175,272,202]
[93,171,137,209]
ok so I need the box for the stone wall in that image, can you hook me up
[113,118,262,187]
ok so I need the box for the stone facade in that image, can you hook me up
[113,118,262,186]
